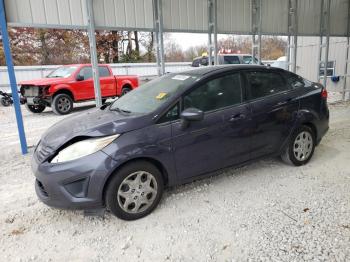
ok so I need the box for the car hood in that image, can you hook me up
[40,107,150,151]
[19,77,71,86]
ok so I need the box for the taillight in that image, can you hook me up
[321,89,328,99]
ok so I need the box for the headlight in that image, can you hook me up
[51,134,119,163]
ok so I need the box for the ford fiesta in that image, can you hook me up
[32,65,329,220]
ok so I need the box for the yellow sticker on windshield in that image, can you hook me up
[156,92,167,100]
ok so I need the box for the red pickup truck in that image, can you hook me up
[19,64,139,115]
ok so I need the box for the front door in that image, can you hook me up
[171,72,252,180]
[74,66,94,100]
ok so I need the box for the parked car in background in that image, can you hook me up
[32,65,329,220]
[19,64,139,115]
[192,53,262,67]
[271,56,289,70]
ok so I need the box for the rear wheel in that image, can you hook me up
[25,104,46,113]
[121,86,132,96]
[52,93,73,115]
[105,161,164,220]
[281,125,315,166]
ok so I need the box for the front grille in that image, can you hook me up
[36,180,49,197]
[21,85,41,97]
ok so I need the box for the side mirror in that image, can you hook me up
[76,75,84,81]
[180,108,204,129]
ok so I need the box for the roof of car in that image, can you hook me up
[182,65,276,76]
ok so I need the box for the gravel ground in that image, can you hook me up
[1,102,350,262]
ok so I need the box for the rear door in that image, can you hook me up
[244,69,300,158]
[171,72,252,180]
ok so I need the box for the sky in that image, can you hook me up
[169,33,233,51]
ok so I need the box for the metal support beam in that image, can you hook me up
[342,0,350,101]
[153,0,161,76]
[86,0,102,107]
[251,0,262,64]
[0,0,28,154]
[213,0,218,65]
[207,0,214,66]
[286,0,292,71]
[158,0,165,74]
[154,0,165,75]
[317,0,331,88]
[289,0,298,73]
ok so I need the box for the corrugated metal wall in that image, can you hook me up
[297,37,348,99]
[261,0,289,35]
[162,0,208,32]
[4,0,350,36]
[217,0,251,34]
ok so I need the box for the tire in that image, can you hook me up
[25,103,46,113]
[281,125,316,166]
[105,161,164,220]
[1,97,11,107]
[102,98,107,104]
[52,93,73,115]
[121,86,132,96]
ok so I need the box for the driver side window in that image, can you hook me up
[78,67,93,80]
[183,73,242,112]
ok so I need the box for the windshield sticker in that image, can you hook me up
[172,75,190,81]
[156,92,168,100]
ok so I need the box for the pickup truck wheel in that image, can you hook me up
[25,104,46,113]
[281,125,315,166]
[52,94,73,115]
[121,87,132,96]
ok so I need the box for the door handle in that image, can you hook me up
[229,113,246,122]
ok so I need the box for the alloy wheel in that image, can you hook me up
[57,97,71,113]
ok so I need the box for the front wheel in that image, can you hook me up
[52,94,73,115]
[105,161,164,220]
[1,97,11,107]
[281,125,315,166]
[25,104,46,113]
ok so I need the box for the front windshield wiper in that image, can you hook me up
[110,107,132,114]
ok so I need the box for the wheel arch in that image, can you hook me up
[122,83,132,91]
[301,122,317,142]
[102,156,169,205]
[53,88,75,102]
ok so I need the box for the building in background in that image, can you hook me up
[297,37,348,101]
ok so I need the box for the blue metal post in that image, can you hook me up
[0,0,28,154]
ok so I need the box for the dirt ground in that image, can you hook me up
[0,102,350,262]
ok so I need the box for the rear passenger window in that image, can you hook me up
[246,71,288,99]
[285,72,311,89]
[98,66,111,77]
[184,73,242,112]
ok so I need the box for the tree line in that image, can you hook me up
[0,28,287,66]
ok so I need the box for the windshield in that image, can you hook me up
[110,74,199,114]
[243,56,259,64]
[47,66,77,78]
